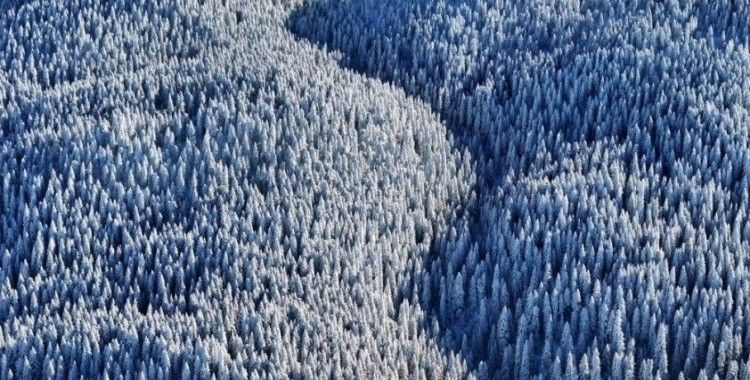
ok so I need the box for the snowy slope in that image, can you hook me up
[0,1,473,378]
[291,0,750,378]
[2,0,750,378]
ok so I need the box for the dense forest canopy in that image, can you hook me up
[1,0,749,378]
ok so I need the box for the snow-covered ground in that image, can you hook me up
[1,0,750,378]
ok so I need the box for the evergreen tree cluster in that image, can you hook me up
[3,0,750,377]
[291,0,750,378]
[0,0,476,377]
